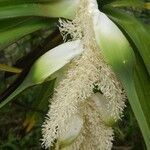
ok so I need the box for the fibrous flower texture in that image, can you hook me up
[42,0,126,149]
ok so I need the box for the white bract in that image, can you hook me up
[58,115,83,149]
[0,40,83,109]
[29,40,83,84]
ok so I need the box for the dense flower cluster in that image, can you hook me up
[42,0,126,149]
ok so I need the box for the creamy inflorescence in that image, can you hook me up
[42,0,126,149]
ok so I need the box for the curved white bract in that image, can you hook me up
[29,40,83,84]
[89,1,134,75]
[58,115,83,149]
[91,93,120,126]
[0,40,83,109]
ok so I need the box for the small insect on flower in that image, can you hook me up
[42,0,130,149]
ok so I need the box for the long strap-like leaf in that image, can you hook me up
[0,0,79,19]
[0,18,55,51]
[106,0,148,9]
[0,64,22,73]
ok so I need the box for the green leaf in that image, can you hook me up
[0,0,79,19]
[134,52,150,130]
[0,64,22,73]
[0,0,55,6]
[104,7,150,75]
[92,11,150,149]
[0,18,25,32]
[106,0,146,9]
[0,18,55,51]
[0,40,83,108]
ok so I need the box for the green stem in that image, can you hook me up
[0,80,30,108]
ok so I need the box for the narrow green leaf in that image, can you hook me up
[0,18,26,32]
[0,40,83,108]
[104,7,150,75]
[106,0,146,9]
[0,64,22,73]
[0,18,55,51]
[121,75,150,150]
[0,4,41,19]
[134,52,150,129]
[0,0,79,19]
[0,0,54,6]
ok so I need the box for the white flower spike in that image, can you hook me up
[42,0,131,149]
